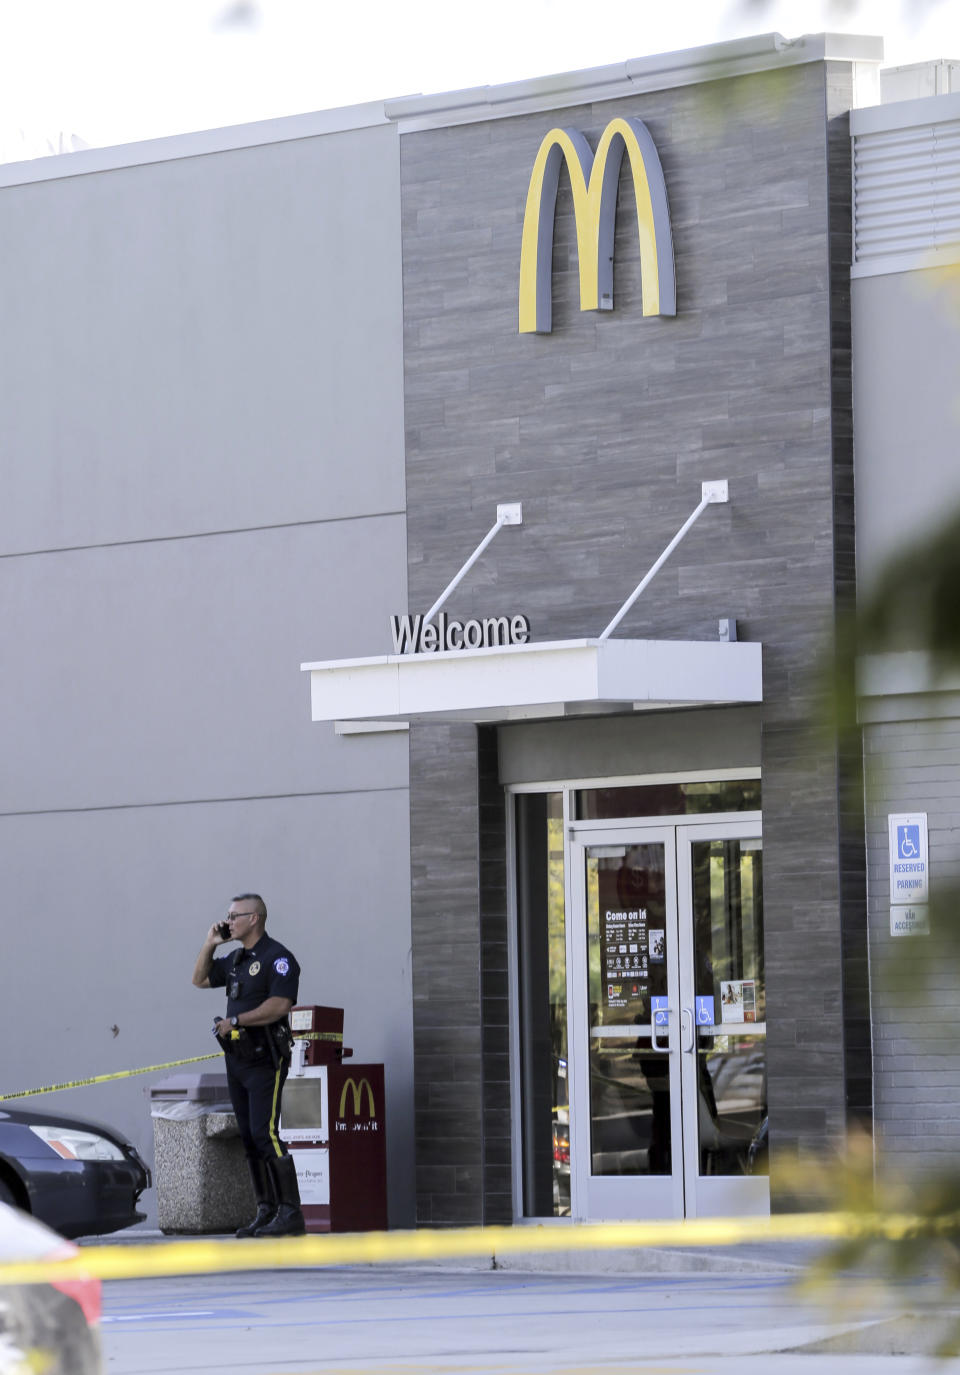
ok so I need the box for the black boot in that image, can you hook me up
[253,1154,306,1237]
[236,1157,277,1238]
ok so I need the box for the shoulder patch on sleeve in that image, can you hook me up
[274,957,290,975]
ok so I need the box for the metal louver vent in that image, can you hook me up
[853,118,960,272]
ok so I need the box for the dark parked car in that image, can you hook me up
[0,1105,150,1239]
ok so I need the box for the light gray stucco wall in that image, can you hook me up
[852,265,960,591]
[0,123,406,550]
[0,115,415,1226]
[853,254,960,1166]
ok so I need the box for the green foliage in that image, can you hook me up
[801,243,960,1347]
[858,507,960,668]
[814,485,960,1357]
[794,1129,960,1357]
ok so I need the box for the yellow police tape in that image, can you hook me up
[0,1211,955,1287]
[0,1053,224,1103]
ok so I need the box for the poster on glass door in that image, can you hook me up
[601,904,650,1010]
[720,979,757,1023]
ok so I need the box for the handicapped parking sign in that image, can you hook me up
[897,825,920,860]
[651,996,669,1026]
[695,996,715,1026]
[888,812,929,905]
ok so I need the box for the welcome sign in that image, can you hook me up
[390,612,531,655]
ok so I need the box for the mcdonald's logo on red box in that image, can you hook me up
[336,1075,379,1133]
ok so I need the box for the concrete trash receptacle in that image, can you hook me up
[148,1072,254,1234]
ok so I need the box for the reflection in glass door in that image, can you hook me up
[680,828,767,1216]
[587,843,670,1176]
[514,793,569,1217]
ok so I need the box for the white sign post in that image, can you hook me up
[888,812,929,936]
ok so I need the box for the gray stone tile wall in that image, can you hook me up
[402,61,862,1221]
[478,726,513,1223]
[826,70,872,1136]
[408,723,511,1226]
[409,722,483,1225]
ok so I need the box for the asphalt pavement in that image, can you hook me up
[96,1261,960,1375]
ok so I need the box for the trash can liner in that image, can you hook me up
[150,1099,232,1120]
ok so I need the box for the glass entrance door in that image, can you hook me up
[572,828,684,1218]
[677,822,768,1217]
[566,820,767,1220]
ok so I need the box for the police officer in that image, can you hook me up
[192,892,306,1237]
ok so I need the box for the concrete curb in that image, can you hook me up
[82,1228,820,1275]
[490,1244,810,1275]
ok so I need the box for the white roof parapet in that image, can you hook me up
[851,87,960,134]
[384,33,884,132]
[0,100,393,191]
[302,637,763,727]
[0,31,887,188]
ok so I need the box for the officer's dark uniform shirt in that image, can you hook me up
[209,933,300,1044]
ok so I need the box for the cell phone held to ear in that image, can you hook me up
[215,921,231,940]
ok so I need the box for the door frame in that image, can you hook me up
[675,818,768,1218]
[506,771,765,1224]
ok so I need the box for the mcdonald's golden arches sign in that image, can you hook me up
[338,1076,376,1120]
[518,116,676,334]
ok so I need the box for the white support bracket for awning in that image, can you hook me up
[599,481,729,640]
[303,481,761,733]
[423,502,522,626]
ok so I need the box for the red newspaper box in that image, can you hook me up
[280,1008,387,1231]
[289,1004,347,1065]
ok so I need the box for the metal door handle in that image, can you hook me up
[681,1007,694,1054]
[650,1016,669,1053]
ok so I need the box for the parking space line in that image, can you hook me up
[252,1368,706,1375]
[102,1310,216,1323]
[252,1368,707,1375]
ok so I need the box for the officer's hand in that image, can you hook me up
[214,1018,232,1037]
[207,923,227,946]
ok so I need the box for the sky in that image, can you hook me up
[0,0,957,158]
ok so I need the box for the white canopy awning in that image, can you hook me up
[301,637,762,726]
